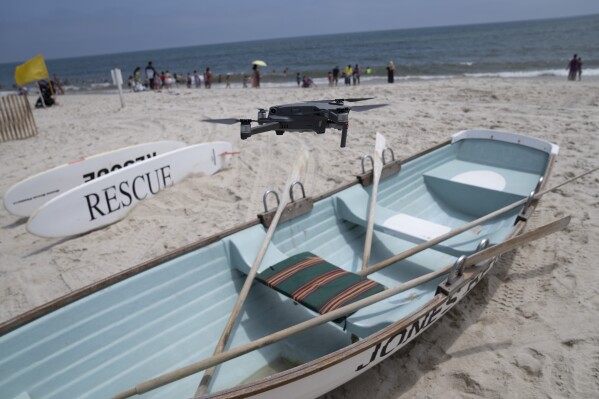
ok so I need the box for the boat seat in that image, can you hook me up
[254,251,445,338]
[256,252,386,320]
[226,231,395,336]
[335,187,486,256]
[423,159,535,217]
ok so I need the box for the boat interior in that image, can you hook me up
[0,131,555,399]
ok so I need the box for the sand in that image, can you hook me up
[1,78,598,398]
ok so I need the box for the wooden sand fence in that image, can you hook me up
[0,94,38,143]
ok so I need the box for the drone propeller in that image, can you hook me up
[202,118,257,125]
[349,104,389,112]
[340,97,375,103]
[306,97,375,104]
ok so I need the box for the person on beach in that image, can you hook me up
[53,73,65,94]
[193,70,202,88]
[333,66,339,86]
[365,66,372,76]
[387,61,395,83]
[252,64,260,88]
[302,75,315,88]
[567,54,578,81]
[328,71,333,86]
[145,61,157,90]
[296,72,301,87]
[344,65,352,86]
[577,56,583,81]
[204,68,213,88]
[34,80,55,108]
[164,70,174,89]
[353,64,360,85]
[133,67,142,84]
[225,73,231,88]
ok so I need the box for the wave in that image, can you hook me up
[2,67,596,95]
[465,68,599,79]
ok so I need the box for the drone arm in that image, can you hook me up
[250,122,282,135]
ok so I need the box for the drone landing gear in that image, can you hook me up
[340,126,348,148]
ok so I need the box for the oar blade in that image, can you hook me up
[466,216,571,267]
[362,132,387,270]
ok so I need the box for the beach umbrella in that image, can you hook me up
[252,60,267,67]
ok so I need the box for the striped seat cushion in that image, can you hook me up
[257,252,385,317]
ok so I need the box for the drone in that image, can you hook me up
[202,98,387,147]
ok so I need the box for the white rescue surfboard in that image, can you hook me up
[27,141,234,238]
[4,141,186,217]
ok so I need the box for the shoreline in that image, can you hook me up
[1,77,598,398]
[2,72,598,97]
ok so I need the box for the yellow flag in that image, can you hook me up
[15,54,49,86]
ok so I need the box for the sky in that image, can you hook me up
[1,0,599,64]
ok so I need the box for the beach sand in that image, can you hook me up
[1,78,598,398]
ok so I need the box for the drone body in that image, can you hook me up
[204,98,386,147]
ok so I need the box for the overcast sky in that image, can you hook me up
[1,0,598,64]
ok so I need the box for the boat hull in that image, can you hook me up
[0,130,558,399]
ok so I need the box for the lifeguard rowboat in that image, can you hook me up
[0,130,563,399]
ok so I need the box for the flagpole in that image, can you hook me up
[47,78,54,97]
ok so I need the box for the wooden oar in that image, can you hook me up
[358,165,599,277]
[112,216,569,399]
[194,148,309,396]
[362,132,386,271]
[467,215,570,266]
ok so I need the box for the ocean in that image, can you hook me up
[1,13,597,92]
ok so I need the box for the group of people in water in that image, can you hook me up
[125,54,582,92]
[324,61,396,87]
[129,61,261,91]
[128,62,181,91]
[325,65,371,87]
[185,68,217,89]
[129,62,217,91]
[567,54,583,81]
[128,60,397,92]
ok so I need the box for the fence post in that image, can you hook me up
[0,94,38,143]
